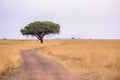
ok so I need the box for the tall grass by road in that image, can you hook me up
[0,40,40,76]
[0,39,120,80]
[38,40,120,80]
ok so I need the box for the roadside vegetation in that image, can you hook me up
[38,40,120,80]
[0,40,40,76]
[0,39,120,80]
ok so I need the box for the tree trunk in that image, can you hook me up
[40,38,43,43]
[35,34,44,44]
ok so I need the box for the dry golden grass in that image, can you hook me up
[0,40,40,75]
[38,40,120,80]
[0,39,120,80]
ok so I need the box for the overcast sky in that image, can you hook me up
[0,0,120,39]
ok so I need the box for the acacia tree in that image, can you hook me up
[20,21,60,43]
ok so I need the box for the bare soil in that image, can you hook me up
[0,49,80,80]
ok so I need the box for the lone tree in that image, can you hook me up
[20,21,60,43]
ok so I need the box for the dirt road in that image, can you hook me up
[0,49,80,80]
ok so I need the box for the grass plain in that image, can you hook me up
[0,40,40,76]
[38,40,120,80]
[0,39,120,80]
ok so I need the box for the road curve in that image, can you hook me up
[0,49,80,80]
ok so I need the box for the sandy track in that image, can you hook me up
[0,49,80,80]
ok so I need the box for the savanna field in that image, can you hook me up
[0,39,120,80]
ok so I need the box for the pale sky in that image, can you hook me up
[0,0,120,39]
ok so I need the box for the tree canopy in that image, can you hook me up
[20,21,60,43]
